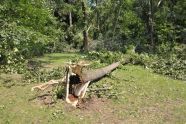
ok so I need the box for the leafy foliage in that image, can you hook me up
[151,57,186,80]
[0,0,60,72]
[23,67,65,84]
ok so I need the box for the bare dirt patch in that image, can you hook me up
[30,94,124,124]
[30,93,56,106]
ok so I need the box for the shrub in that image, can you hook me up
[151,56,186,80]
[86,50,185,81]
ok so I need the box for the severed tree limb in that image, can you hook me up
[31,77,65,91]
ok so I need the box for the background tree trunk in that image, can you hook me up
[82,0,89,51]
[69,12,72,27]
[149,0,155,52]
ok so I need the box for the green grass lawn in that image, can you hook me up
[36,53,83,69]
[0,53,186,124]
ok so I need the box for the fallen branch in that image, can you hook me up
[31,77,65,91]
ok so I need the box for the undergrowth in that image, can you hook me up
[23,67,65,83]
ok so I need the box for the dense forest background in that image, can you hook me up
[0,0,185,80]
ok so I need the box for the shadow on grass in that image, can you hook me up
[43,53,83,63]
[47,55,73,61]
[34,53,83,68]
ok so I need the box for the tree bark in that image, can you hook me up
[80,62,120,83]
[69,12,72,27]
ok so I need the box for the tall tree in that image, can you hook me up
[82,0,89,51]
[149,0,155,51]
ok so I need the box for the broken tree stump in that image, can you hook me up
[31,61,120,107]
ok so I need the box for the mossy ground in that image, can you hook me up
[0,53,186,124]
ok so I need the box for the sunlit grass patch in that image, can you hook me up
[0,53,186,124]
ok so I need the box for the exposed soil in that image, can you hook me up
[30,94,124,124]
[30,93,56,106]
[30,83,57,106]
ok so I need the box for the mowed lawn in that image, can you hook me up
[0,53,186,124]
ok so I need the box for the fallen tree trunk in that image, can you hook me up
[32,61,120,107]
